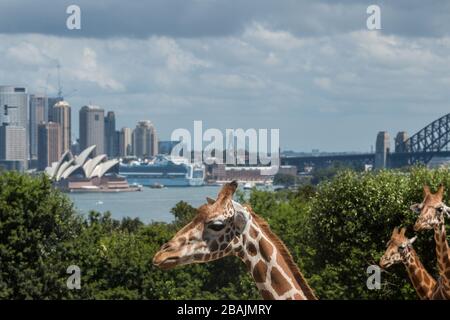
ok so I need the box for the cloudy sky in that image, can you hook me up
[1,0,450,152]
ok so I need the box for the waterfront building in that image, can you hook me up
[47,96,63,122]
[0,86,28,168]
[37,122,61,170]
[104,111,119,158]
[79,105,105,156]
[119,127,133,157]
[52,100,71,155]
[29,94,48,164]
[132,120,158,159]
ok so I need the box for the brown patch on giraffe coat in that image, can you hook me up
[249,225,258,239]
[270,267,292,296]
[244,259,252,271]
[209,241,219,251]
[246,242,257,256]
[424,275,431,286]
[259,237,273,262]
[260,290,275,300]
[293,293,303,300]
[219,235,224,242]
[219,243,228,251]
[252,260,267,283]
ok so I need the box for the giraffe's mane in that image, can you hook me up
[244,204,318,300]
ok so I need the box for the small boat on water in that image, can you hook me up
[150,182,165,189]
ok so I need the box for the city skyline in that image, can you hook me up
[1,1,450,152]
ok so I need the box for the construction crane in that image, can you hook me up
[54,61,77,99]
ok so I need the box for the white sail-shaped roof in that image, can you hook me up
[84,154,107,177]
[61,164,83,180]
[55,159,74,181]
[75,145,96,166]
[90,159,119,178]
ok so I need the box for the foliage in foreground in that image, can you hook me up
[0,167,449,299]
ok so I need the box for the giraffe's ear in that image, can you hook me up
[234,208,249,233]
[206,197,215,205]
[399,227,407,236]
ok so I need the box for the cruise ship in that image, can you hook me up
[119,155,205,187]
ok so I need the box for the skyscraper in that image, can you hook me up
[38,122,61,171]
[0,86,28,169]
[29,94,48,164]
[47,96,63,122]
[104,111,118,158]
[52,100,71,155]
[132,120,158,159]
[79,105,105,156]
[119,127,132,157]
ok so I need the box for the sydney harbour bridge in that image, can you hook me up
[281,113,450,171]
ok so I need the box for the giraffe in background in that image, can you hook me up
[153,181,317,300]
[380,227,437,299]
[412,185,450,299]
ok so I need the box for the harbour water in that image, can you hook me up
[68,186,222,223]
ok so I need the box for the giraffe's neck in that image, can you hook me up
[233,216,316,300]
[402,247,437,300]
[433,221,450,295]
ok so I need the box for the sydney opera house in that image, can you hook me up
[45,145,140,192]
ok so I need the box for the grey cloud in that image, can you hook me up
[0,0,450,38]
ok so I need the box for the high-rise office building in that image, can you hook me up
[37,122,61,171]
[47,96,63,122]
[119,127,133,157]
[0,86,28,168]
[0,126,27,163]
[52,100,71,155]
[375,131,390,169]
[29,94,48,163]
[79,105,105,156]
[104,111,118,158]
[132,120,158,159]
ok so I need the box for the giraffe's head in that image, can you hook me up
[379,227,417,269]
[153,181,250,270]
[412,185,450,232]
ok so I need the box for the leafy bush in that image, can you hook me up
[1,167,449,299]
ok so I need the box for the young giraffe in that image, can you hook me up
[379,227,437,299]
[153,181,317,300]
[412,185,450,299]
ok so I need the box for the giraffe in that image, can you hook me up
[153,181,317,300]
[411,185,450,299]
[379,227,437,299]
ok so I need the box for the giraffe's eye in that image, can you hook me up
[207,221,226,232]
